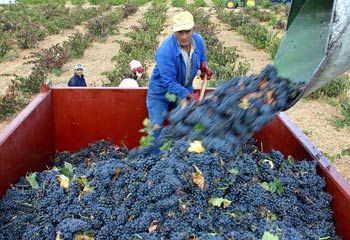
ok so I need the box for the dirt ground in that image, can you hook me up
[0,25,86,96]
[0,0,349,182]
[48,2,152,86]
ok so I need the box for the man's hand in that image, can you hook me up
[187,92,199,102]
[200,62,213,80]
[180,92,199,107]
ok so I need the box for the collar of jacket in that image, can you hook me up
[172,33,200,57]
[74,74,85,78]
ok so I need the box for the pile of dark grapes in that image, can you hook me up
[0,140,339,240]
[154,65,305,156]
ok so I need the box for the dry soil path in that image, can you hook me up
[49,2,152,87]
[0,4,120,95]
[0,25,86,96]
[204,0,272,75]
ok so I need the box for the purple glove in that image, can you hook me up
[200,62,213,80]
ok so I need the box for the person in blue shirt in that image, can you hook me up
[146,11,213,140]
[68,63,87,87]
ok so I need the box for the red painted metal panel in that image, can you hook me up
[52,87,149,151]
[255,112,350,240]
[253,114,313,161]
[0,92,56,197]
[0,88,349,238]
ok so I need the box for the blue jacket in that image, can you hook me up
[147,32,207,101]
[68,74,87,87]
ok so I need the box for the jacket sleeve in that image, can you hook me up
[82,77,87,87]
[198,34,207,65]
[156,52,190,100]
[68,77,75,86]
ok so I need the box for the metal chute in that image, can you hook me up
[273,0,350,109]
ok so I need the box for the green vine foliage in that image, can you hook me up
[64,32,93,59]
[172,0,186,8]
[105,2,167,86]
[15,20,47,49]
[187,5,250,85]
[139,118,155,148]
[0,80,28,121]
[217,8,281,58]
[308,75,350,99]
[87,8,124,38]
[1,3,107,51]
[0,33,10,58]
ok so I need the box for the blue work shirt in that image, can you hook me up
[147,32,207,101]
[68,74,87,87]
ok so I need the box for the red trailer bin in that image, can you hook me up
[0,87,349,239]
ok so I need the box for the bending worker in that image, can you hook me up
[146,11,213,139]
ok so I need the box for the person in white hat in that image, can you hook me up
[119,60,144,88]
[146,11,213,145]
[68,63,87,87]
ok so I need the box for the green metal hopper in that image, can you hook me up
[273,0,350,109]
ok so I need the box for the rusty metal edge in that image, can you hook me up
[0,91,51,146]
[49,87,217,90]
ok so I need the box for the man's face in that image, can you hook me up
[175,29,193,48]
[75,69,83,76]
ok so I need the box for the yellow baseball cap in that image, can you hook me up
[173,11,194,32]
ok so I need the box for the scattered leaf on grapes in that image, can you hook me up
[160,140,172,151]
[57,174,70,189]
[188,140,205,153]
[148,220,158,233]
[165,92,177,102]
[260,182,270,191]
[208,198,232,208]
[167,211,175,217]
[228,168,239,175]
[191,165,205,190]
[262,231,279,240]
[25,172,39,189]
[261,159,274,169]
[114,168,122,180]
[74,234,94,240]
[238,97,249,109]
[55,232,62,240]
[194,123,204,132]
[178,199,187,211]
[190,235,199,240]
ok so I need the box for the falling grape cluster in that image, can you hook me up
[0,140,339,240]
[155,65,305,156]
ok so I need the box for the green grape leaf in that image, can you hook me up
[260,182,270,191]
[287,155,295,165]
[228,168,239,175]
[208,198,232,208]
[273,177,283,195]
[194,123,204,132]
[160,140,172,151]
[25,172,39,189]
[262,231,279,240]
[165,92,177,102]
